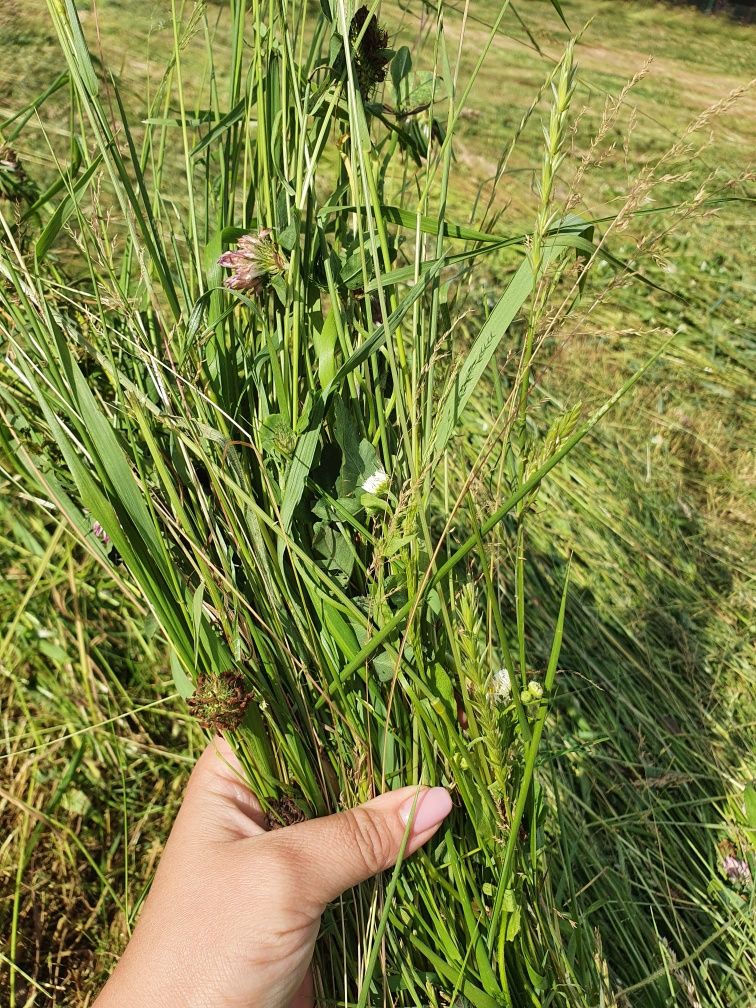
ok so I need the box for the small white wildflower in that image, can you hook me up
[361,466,389,495]
[490,667,511,702]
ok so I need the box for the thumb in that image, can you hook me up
[271,785,452,909]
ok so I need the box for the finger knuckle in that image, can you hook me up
[345,807,392,877]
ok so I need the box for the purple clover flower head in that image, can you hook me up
[218,228,288,295]
[92,520,110,545]
[722,855,752,887]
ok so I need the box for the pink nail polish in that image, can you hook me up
[400,787,452,834]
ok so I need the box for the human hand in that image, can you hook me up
[95,737,452,1008]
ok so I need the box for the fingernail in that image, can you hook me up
[399,787,452,834]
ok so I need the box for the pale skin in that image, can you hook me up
[95,737,453,1008]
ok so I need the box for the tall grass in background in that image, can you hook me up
[1,1,753,1005]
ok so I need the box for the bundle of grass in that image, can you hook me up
[0,1,690,1004]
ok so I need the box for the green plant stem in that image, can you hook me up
[340,335,673,679]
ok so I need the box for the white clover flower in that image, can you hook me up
[490,667,511,702]
[361,466,389,495]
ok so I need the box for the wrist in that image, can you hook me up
[95,945,203,1008]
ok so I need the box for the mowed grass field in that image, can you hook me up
[1,1,754,1005]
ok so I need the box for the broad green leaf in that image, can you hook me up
[35,154,103,260]
[391,46,412,96]
[312,522,355,585]
[313,309,338,388]
[400,70,437,109]
[430,662,455,709]
[501,889,518,913]
[191,97,249,156]
[261,414,297,458]
[334,397,379,497]
[504,905,521,943]
[171,650,195,699]
[279,396,324,535]
[427,245,563,466]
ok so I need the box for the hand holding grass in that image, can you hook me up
[94,737,452,1008]
[9,1,745,1001]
